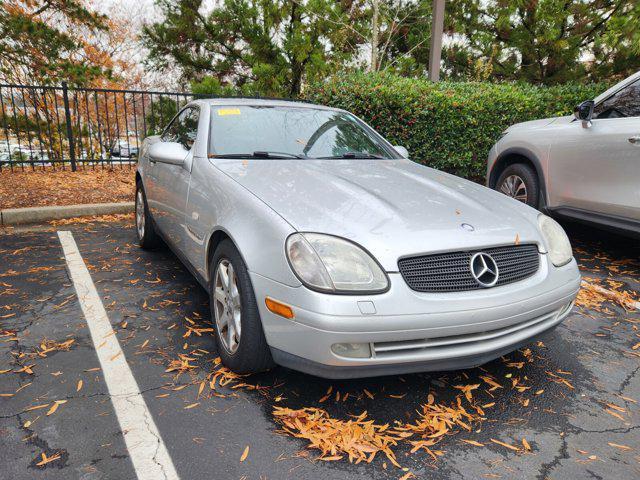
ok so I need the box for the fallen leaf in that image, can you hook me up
[461,439,484,447]
[399,472,416,480]
[36,452,61,467]
[608,442,632,451]
[240,445,249,462]
[490,439,520,451]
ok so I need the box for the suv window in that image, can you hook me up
[594,79,640,119]
[162,106,200,148]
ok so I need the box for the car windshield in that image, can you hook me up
[208,105,398,159]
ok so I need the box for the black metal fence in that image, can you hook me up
[0,83,207,171]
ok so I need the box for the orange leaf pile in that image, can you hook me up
[273,407,401,465]
[165,354,198,374]
[37,338,75,357]
[273,393,481,467]
[207,358,264,391]
[577,279,638,311]
[394,396,477,460]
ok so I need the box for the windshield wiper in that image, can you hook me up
[316,152,385,159]
[210,151,305,159]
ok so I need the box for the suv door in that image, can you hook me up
[549,79,640,224]
[148,106,200,249]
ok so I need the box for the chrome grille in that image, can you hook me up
[398,244,540,293]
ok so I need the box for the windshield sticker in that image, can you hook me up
[217,108,241,116]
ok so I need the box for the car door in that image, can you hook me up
[147,106,200,249]
[549,78,640,222]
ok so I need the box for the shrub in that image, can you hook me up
[303,72,606,180]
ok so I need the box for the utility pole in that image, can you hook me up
[428,0,445,82]
[371,0,379,72]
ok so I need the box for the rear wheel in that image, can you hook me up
[135,182,160,249]
[496,163,540,208]
[209,239,273,374]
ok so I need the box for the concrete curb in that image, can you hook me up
[0,202,134,226]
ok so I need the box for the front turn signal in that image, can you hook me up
[265,297,294,319]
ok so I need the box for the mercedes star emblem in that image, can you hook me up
[470,252,499,287]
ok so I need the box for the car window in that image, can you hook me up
[594,78,640,119]
[208,106,398,159]
[162,106,200,149]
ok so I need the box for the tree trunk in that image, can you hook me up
[371,0,379,71]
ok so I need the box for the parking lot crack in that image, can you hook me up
[536,433,568,480]
[617,364,640,395]
[132,396,168,480]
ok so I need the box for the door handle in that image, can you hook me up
[629,136,640,144]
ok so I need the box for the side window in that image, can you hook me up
[594,79,640,119]
[161,107,200,149]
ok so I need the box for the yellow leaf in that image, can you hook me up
[76,380,83,392]
[36,452,61,467]
[320,455,343,461]
[461,439,484,447]
[490,438,520,451]
[240,445,250,462]
[605,409,625,421]
[608,442,632,451]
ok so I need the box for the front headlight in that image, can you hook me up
[286,233,389,293]
[538,215,573,266]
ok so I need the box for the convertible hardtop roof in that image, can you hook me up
[197,97,339,111]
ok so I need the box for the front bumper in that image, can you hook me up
[251,256,581,379]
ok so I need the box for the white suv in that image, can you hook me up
[487,71,640,237]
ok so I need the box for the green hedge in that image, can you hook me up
[303,72,606,180]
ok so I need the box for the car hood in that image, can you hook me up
[506,116,572,132]
[212,158,545,271]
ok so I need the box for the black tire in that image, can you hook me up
[209,239,274,374]
[135,182,161,249]
[495,163,540,208]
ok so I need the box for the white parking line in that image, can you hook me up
[57,230,179,480]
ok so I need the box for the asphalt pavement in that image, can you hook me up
[0,220,638,480]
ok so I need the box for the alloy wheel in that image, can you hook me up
[213,259,242,354]
[500,174,528,203]
[135,189,145,239]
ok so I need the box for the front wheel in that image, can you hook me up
[209,239,274,374]
[135,182,160,249]
[495,163,540,208]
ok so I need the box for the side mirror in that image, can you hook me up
[394,145,409,158]
[148,142,188,165]
[574,100,594,127]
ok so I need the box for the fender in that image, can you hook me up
[490,146,550,210]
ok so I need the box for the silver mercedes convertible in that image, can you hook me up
[135,99,581,379]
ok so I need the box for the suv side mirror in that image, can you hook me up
[148,141,188,166]
[394,145,409,158]
[574,100,595,127]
